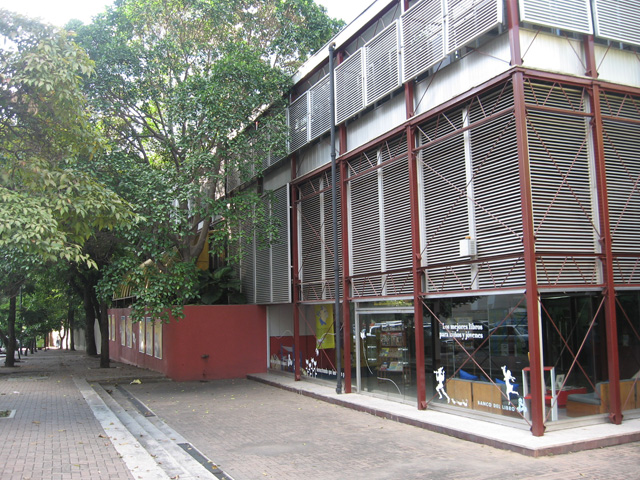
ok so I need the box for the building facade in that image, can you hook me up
[233,0,640,436]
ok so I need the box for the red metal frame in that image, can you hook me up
[513,70,545,436]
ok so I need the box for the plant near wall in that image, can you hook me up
[73,0,342,318]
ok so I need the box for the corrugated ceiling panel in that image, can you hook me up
[309,75,332,140]
[594,0,640,46]
[446,0,503,53]
[335,49,364,125]
[519,0,593,34]
[401,0,445,82]
[288,92,309,152]
[365,21,401,105]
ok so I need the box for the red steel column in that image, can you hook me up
[513,71,545,436]
[585,38,622,423]
[339,122,352,393]
[408,123,426,409]
[291,156,302,381]
[506,0,522,66]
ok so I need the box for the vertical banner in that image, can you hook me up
[315,304,335,349]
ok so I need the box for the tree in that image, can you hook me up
[0,10,137,365]
[74,0,342,318]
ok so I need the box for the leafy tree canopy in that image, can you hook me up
[0,10,137,269]
[73,0,342,317]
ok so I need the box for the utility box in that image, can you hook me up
[459,237,477,257]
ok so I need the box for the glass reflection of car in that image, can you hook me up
[489,325,528,356]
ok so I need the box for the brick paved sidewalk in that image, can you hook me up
[1,349,639,480]
[0,348,164,480]
[128,377,640,480]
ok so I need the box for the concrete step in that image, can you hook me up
[94,383,226,479]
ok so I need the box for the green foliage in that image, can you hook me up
[0,10,138,269]
[72,0,341,315]
[192,267,245,305]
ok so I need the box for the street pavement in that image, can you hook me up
[0,348,638,480]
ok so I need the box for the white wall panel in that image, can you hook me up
[346,94,406,154]
[520,30,586,78]
[414,34,510,116]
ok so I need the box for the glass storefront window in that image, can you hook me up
[424,294,529,420]
[353,304,416,403]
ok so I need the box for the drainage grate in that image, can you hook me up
[178,443,234,480]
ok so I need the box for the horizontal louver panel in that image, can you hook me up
[240,217,256,304]
[288,93,309,152]
[594,0,640,46]
[310,75,332,140]
[350,170,383,296]
[603,118,640,254]
[382,158,413,275]
[471,113,523,259]
[272,187,291,303]
[299,194,324,301]
[523,81,587,113]
[365,21,400,106]
[527,110,597,261]
[402,0,445,82]
[323,173,343,300]
[255,196,272,304]
[519,0,593,34]
[335,50,364,125]
[446,0,503,53]
[422,133,472,290]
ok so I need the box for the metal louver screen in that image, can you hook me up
[402,0,444,82]
[446,0,503,53]
[594,0,640,46]
[519,0,593,34]
[527,108,597,286]
[365,21,400,106]
[309,75,332,140]
[240,217,256,304]
[288,92,309,152]
[350,170,383,296]
[322,174,342,300]
[381,158,413,293]
[335,50,364,125]
[603,117,640,285]
[422,133,472,291]
[299,193,324,301]
[255,196,272,304]
[471,113,525,288]
[271,186,292,303]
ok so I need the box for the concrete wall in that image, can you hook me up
[108,305,267,381]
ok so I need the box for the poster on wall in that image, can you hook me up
[315,304,335,349]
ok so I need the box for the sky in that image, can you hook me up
[0,0,373,27]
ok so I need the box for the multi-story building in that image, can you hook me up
[232,0,640,436]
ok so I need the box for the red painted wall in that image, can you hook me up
[108,305,267,381]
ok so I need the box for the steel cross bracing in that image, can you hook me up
[421,295,533,427]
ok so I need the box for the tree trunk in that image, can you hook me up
[5,296,17,367]
[83,285,98,356]
[69,304,76,351]
[99,301,110,368]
